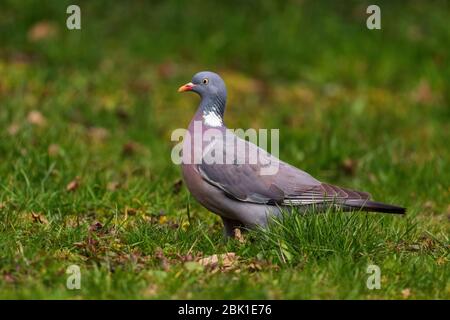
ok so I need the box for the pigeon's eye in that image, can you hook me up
[202,78,209,85]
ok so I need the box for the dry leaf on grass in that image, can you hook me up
[401,288,411,299]
[198,252,238,272]
[89,221,103,232]
[30,212,48,224]
[27,110,47,127]
[66,177,80,192]
[154,248,171,271]
[28,21,58,42]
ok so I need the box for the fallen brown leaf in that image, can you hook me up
[89,221,103,232]
[198,252,238,271]
[154,248,170,271]
[401,288,411,299]
[28,21,58,42]
[176,253,196,262]
[31,212,48,224]
[66,178,80,192]
[27,110,47,126]
[247,262,262,271]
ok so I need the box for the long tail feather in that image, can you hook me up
[343,199,406,214]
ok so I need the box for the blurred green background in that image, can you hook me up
[0,0,448,299]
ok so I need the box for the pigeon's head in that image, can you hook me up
[178,71,226,100]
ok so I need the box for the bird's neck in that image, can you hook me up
[199,94,226,127]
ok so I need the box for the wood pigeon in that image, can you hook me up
[178,71,405,236]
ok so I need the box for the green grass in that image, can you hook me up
[0,0,449,299]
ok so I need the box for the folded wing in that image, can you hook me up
[197,133,371,206]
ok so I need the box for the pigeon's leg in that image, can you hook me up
[220,216,244,237]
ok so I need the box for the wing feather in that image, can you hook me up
[197,131,371,206]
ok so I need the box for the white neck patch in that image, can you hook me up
[203,111,223,127]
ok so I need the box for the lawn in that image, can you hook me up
[0,0,449,299]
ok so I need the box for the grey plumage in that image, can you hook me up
[178,71,405,236]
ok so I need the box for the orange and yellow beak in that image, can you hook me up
[178,82,195,92]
